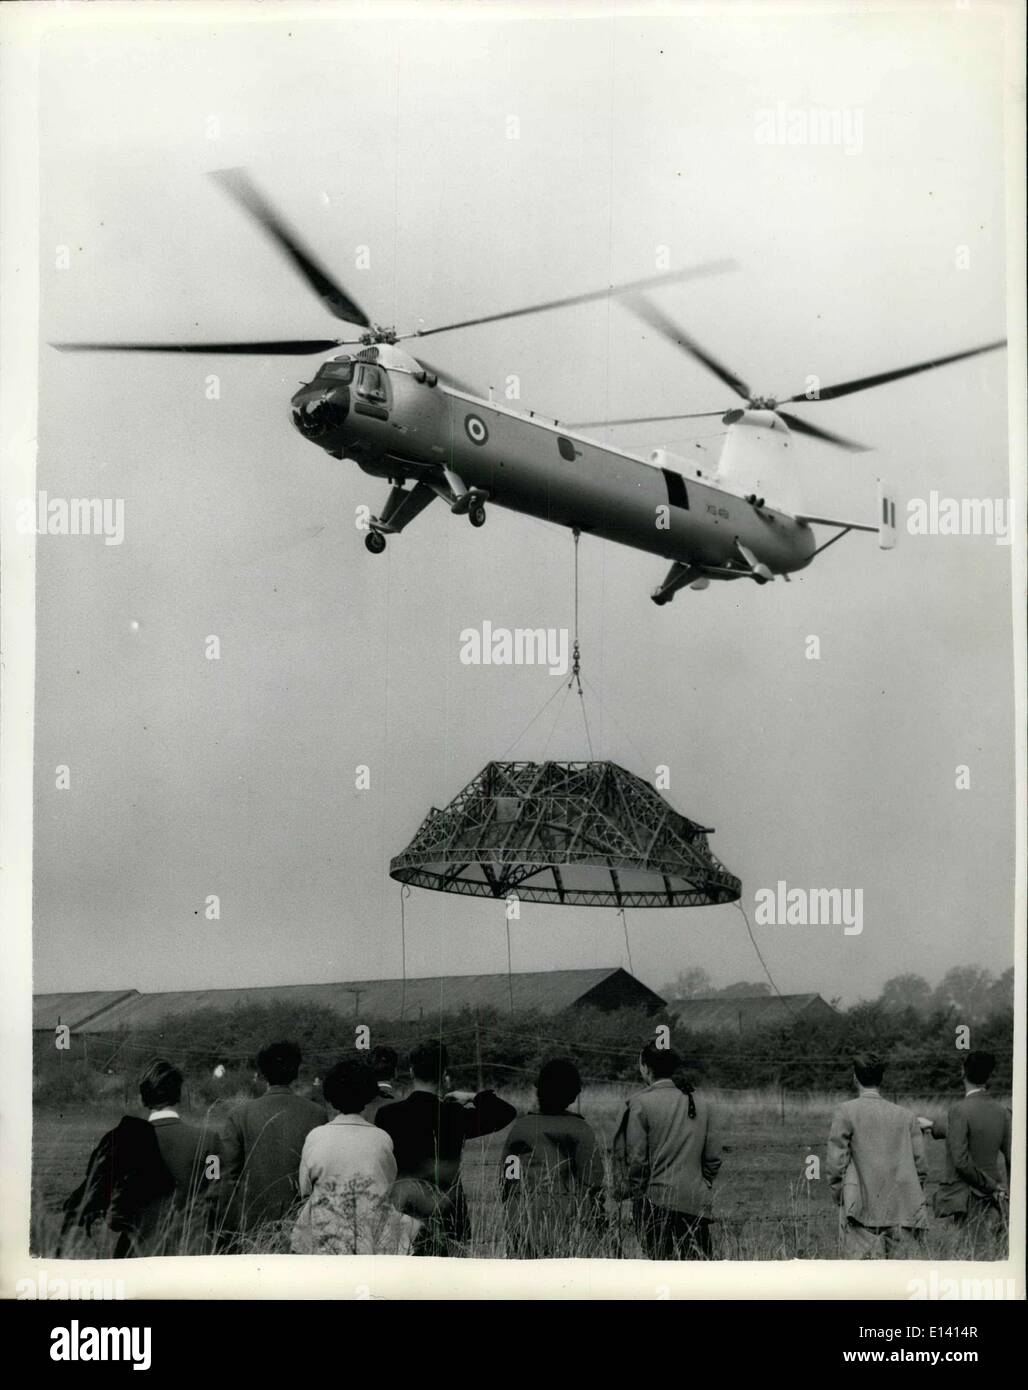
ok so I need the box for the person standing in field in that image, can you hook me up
[826,1052,928,1258]
[222,1040,326,1239]
[375,1040,517,1256]
[63,1058,224,1255]
[501,1058,605,1258]
[60,1095,176,1258]
[364,1045,400,1123]
[613,1042,722,1259]
[291,1058,417,1255]
[926,1051,1010,1237]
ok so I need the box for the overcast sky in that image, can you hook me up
[32,3,1015,1004]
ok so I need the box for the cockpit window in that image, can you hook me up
[356,364,389,402]
[319,359,354,383]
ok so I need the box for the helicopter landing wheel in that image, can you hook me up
[365,529,387,555]
[469,504,487,528]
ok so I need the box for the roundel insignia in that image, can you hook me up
[464,413,489,446]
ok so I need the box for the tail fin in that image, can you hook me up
[878,480,897,550]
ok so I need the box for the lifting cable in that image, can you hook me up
[499,528,596,760]
[568,529,595,758]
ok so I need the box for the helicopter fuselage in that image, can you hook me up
[290,344,818,581]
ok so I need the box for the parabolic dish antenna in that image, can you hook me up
[390,760,741,908]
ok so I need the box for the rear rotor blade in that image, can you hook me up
[565,410,726,428]
[782,339,1006,404]
[624,294,752,401]
[51,339,345,355]
[402,260,736,340]
[776,409,869,453]
[210,168,371,327]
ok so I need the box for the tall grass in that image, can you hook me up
[34,1085,1008,1262]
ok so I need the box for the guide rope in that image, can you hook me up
[732,898,796,1019]
[505,910,515,1016]
[617,906,635,975]
[399,884,411,1022]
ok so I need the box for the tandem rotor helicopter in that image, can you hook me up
[55,170,1006,606]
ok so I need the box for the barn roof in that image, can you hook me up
[33,990,139,1032]
[667,993,836,1032]
[70,967,663,1032]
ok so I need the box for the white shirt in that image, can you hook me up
[148,1108,180,1122]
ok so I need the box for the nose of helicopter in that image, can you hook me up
[290,385,349,441]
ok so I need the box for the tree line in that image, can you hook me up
[36,985,1013,1107]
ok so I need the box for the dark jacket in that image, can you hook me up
[501,1110,606,1257]
[222,1086,326,1229]
[139,1114,223,1245]
[376,1088,516,1252]
[931,1092,1011,1216]
[62,1115,175,1242]
[376,1089,516,1192]
[502,1111,605,1202]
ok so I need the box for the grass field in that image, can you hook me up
[33,1086,1008,1261]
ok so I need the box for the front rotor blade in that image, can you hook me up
[403,260,736,340]
[776,409,870,453]
[210,168,371,327]
[782,339,1006,404]
[565,410,726,428]
[51,339,345,355]
[624,294,752,401]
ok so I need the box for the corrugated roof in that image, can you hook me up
[72,968,661,1032]
[667,993,834,1031]
[33,990,139,1032]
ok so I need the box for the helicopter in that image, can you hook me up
[54,169,1006,606]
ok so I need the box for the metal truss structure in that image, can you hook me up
[390,761,741,908]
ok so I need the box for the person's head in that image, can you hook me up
[852,1052,885,1089]
[322,1059,379,1115]
[370,1045,398,1083]
[408,1041,448,1089]
[963,1051,996,1087]
[256,1040,302,1087]
[639,1041,680,1084]
[139,1059,183,1110]
[639,1042,696,1117]
[536,1058,582,1115]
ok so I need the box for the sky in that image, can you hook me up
[31,2,1016,1004]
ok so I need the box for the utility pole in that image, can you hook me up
[475,1012,484,1092]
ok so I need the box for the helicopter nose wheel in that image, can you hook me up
[364,529,387,555]
[469,503,487,528]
